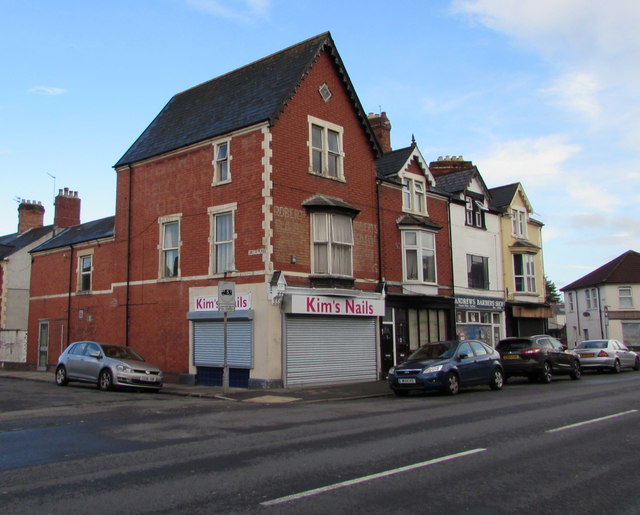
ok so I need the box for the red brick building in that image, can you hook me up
[28,33,389,387]
[372,123,455,375]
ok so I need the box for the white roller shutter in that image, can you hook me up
[193,320,252,368]
[285,316,377,386]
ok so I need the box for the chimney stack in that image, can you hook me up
[428,156,474,176]
[54,188,81,228]
[17,200,45,234]
[368,112,392,153]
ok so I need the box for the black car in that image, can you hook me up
[388,340,504,396]
[497,335,581,383]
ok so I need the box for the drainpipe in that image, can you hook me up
[125,165,133,347]
[597,287,606,339]
[375,179,384,287]
[66,244,74,347]
[447,200,456,338]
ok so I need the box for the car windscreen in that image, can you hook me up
[497,339,531,351]
[408,343,456,361]
[577,341,607,349]
[102,345,144,361]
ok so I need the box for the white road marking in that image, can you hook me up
[260,448,487,507]
[546,409,638,433]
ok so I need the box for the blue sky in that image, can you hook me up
[1,0,638,288]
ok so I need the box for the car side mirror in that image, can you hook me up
[89,351,102,359]
[458,353,469,360]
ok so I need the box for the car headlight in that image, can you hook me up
[423,365,443,374]
[116,364,133,373]
[388,366,395,375]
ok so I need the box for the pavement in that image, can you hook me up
[0,368,393,404]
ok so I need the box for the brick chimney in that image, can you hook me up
[17,200,45,234]
[368,112,392,153]
[429,156,474,176]
[54,188,81,228]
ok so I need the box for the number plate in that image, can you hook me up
[581,353,595,358]
[398,378,416,384]
[503,355,519,360]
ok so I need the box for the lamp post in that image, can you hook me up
[218,279,235,393]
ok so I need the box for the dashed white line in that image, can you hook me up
[546,409,638,433]
[260,448,487,507]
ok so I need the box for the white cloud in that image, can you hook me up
[474,135,580,186]
[28,86,67,96]
[186,0,271,22]
[540,72,602,122]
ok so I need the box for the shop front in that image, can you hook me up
[187,292,254,387]
[381,295,456,378]
[455,295,505,346]
[281,291,384,387]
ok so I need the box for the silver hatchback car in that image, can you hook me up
[55,341,163,391]
[572,339,639,373]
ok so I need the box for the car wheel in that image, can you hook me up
[540,362,553,383]
[443,372,460,395]
[99,369,113,391]
[489,368,504,390]
[633,357,640,371]
[55,365,68,386]
[570,360,582,380]
[393,389,409,397]
[612,359,621,374]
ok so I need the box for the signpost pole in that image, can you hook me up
[223,311,229,393]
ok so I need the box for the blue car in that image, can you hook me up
[388,340,504,396]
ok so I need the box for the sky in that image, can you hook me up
[1,0,639,288]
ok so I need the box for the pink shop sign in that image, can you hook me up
[194,293,251,311]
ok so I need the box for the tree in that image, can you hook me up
[545,276,561,304]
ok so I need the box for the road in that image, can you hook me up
[1,371,639,514]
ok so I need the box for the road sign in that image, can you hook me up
[218,281,236,312]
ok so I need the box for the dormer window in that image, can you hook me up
[465,196,485,228]
[402,176,426,214]
[512,208,527,238]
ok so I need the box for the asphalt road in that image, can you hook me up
[1,371,639,514]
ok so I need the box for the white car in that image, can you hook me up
[573,339,639,373]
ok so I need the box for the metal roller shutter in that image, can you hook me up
[193,320,252,368]
[285,316,377,386]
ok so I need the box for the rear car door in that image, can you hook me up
[614,341,634,368]
[469,341,493,383]
[456,342,479,385]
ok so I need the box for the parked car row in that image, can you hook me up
[388,336,639,397]
[55,341,163,392]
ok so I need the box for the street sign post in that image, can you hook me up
[218,282,236,393]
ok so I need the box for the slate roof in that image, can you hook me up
[115,32,380,167]
[31,217,115,253]
[489,183,519,212]
[0,226,55,260]
[434,168,478,194]
[561,250,640,291]
[376,146,416,179]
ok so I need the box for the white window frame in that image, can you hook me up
[401,175,427,214]
[619,287,633,308]
[77,251,94,292]
[158,215,181,279]
[208,203,237,275]
[311,212,353,277]
[511,207,528,238]
[212,139,231,185]
[585,289,592,309]
[465,196,484,228]
[308,116,344,180]
[568,292,574,311]
[402,230,436,283]
[513,253,536,293]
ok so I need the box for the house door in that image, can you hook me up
[37,321,49,371]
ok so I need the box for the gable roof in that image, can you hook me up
[489,183,533,213]
[115,32,380,167]
[560,250,640,291]
[376,146,417,179]
[0,226,55,260]
[434,167,490,197]
[31,217,115,253]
